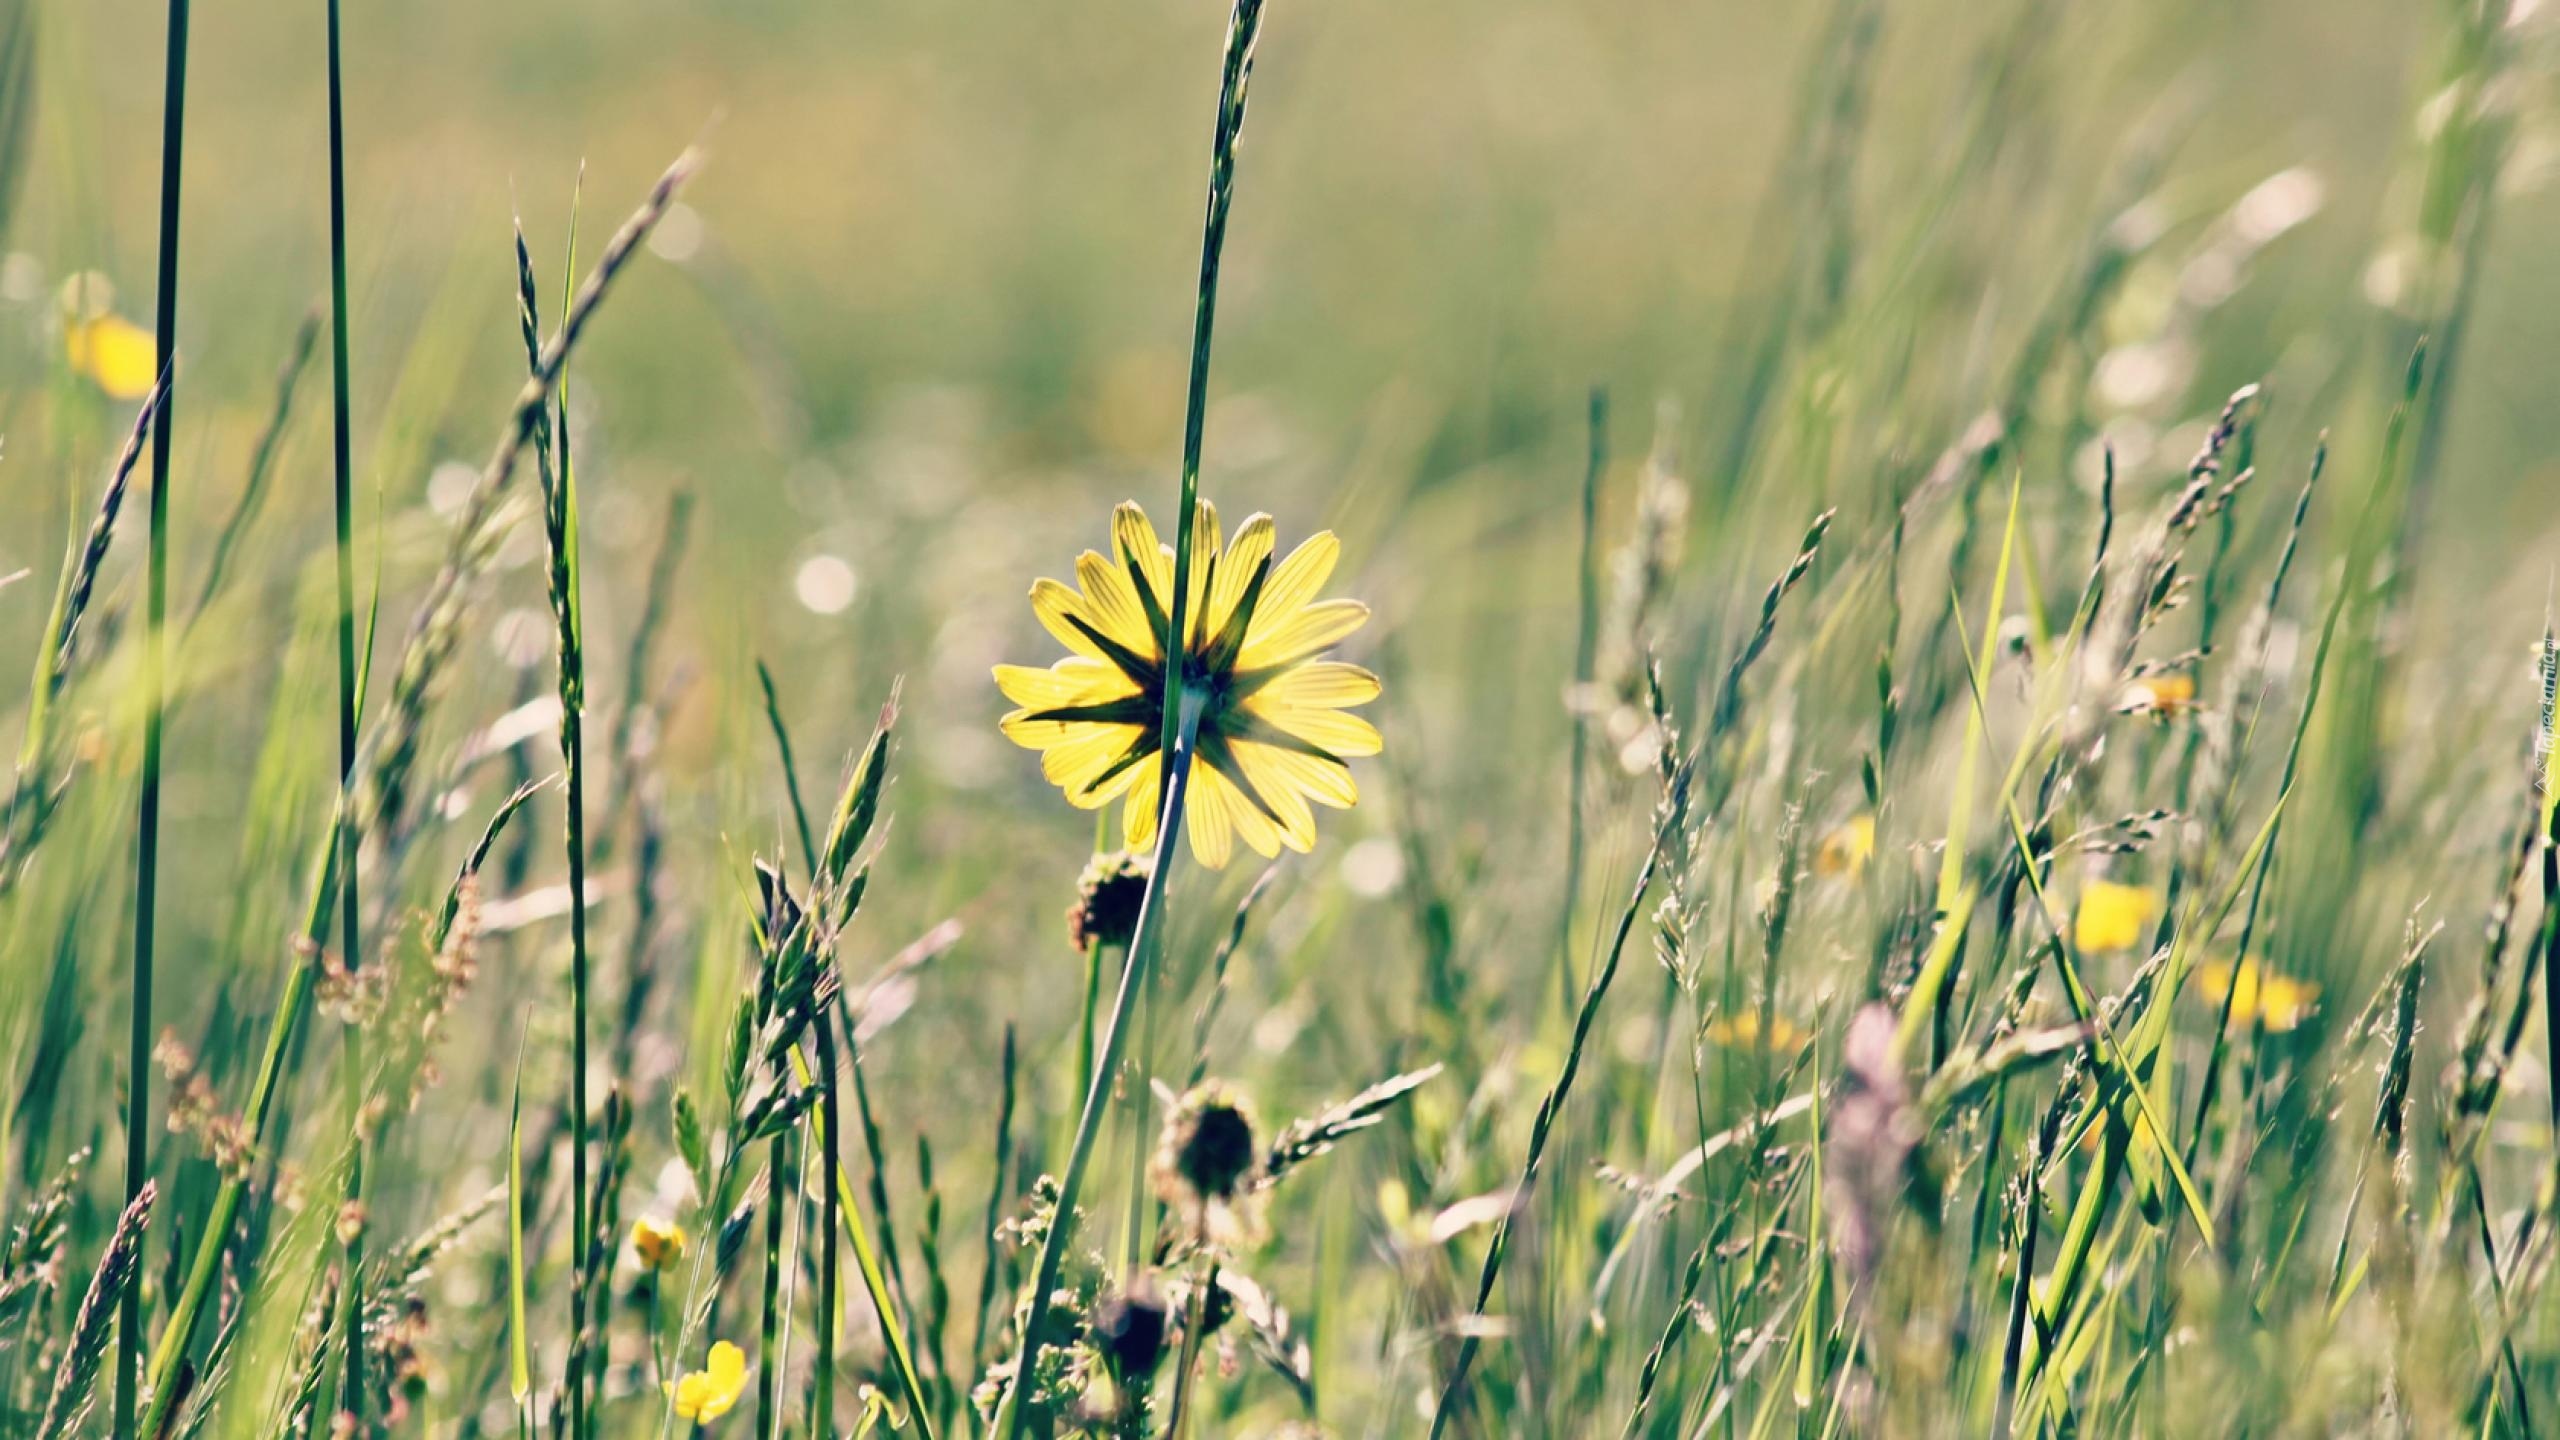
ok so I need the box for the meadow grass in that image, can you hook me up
[4,0,2560,1437]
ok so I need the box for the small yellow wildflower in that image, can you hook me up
[996,500,1379,869]
[665,1340,748,1424]
[2073,880,2160,953]
[1814,814,1877,879]
[65,313,158,400]
[2121,673,2198,719]
[1703,1011,1809,1053]
[631,1215,687,1271]
[2197,957,2319,1033]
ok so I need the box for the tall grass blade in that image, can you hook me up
[118,0,192,1432]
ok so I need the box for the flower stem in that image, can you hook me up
[998,6,1264,1430]
[118,2,188,1435]
[1121,951,1156,1272]
[1078,942,1109,1100]
[811,1011,844,1440]
[755,1130,793,1440]
[998,702,1201,1440]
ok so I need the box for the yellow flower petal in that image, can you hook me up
[1124,759,1163,850]
[1238,599,1370,671]
[1208,512,1276,643]
[1255,706,1383,758]
[1030,578,1110,662]
[1074,551,1158,657]
[2074,880,2161,953]
[1184,500,1222,646]
[1227,742,1319,850]
[1250,661,1381,711]
[1224,779,1285,858]
[666,1341,750,1424]
[1235,741,1357,810]
[1040,724,1147,804]
[1249,530,1341,638]
[998,707,1126,750]
[992,658,1136,712]
[1185,763,1237,869]
[66,314,158,400]
[1114,502,1173,618]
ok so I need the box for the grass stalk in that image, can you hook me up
[996,4,1264,1430]
[117,1,190,1434]
[323,0,367,1424]
[755,1129,795,1440]
[1560,388,1606,1011]
[811,1008,845,1440]
[965,1023,1018,1431]
[187,314,318,625]
[517,182,597,1440]
[996,701,1200,1440]
[7,377,167,890]
[45,1182,155,1440]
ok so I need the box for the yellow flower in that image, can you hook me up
[665,1340,748,1424]
[2197,957,2319,1033]
[2121,673,2198,719]
[65,313,158,400]
[996,500,1379,869]
[1814,814,1876,879]
[1704,1010,1809,1053]
[631,1215,686,1271]
[2073,880,2161,952]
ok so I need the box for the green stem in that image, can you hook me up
[1078,941,1108,1101]
[1559,388,1605,1013]
[119,2,188,1435]
[999,3,1260,1430]
[756,1132,792,1440]
[324,0,366,1424]
[812,1012,845,1440]
[1121,956,1154,1272]
[996,704,1200,1440]
[1159,1256,1217,1439]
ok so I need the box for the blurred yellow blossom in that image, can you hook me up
[631,1215,686,1271]
[2197,957,2319,1033]
[665,1340,747,1424]
[65,313,157,400]
[2122,672,2199,719]
[1704,1010,1809,1053]
[2074,880,2160,952]
[1814,814,1877,878]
